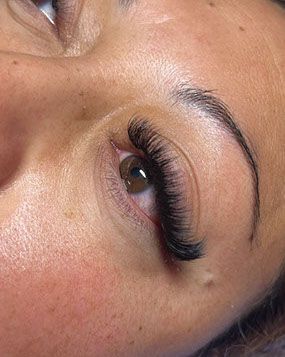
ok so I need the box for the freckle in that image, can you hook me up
[64,209,76,219]
[138,326,143,332]
[187,327,192,333]
[129,340,135,345]
[79,91,85,97]
[12,60,19,65]
[201,271,216,289]
[48,306,56,313]
[205,278,215,288]
[208,1,215,7]
[239,26,245,32]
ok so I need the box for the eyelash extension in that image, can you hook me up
[128,117,204,261]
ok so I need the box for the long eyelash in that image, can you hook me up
[128,117,204,261]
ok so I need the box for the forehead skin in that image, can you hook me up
[0,0,284,356]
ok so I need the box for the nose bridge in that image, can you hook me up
[0,55,74,124]
[0,53,93,186]
[0,51,126,186]
[0,53,109,142]
[0,54,118,128]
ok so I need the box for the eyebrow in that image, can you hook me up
[172,83,260,241]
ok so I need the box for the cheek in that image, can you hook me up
[0,233,134,356]
[0,194,191,357]
[0,165,174,356]
[1,172,264,357]
[0,196,135,356]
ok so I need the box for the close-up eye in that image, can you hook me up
[111,118,204,262]
[118,153,158,223]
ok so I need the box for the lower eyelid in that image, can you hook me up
[130,188,159,224]
[100,141,156,234]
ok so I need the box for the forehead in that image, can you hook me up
[128,1,284,63]
[117,1,284,128]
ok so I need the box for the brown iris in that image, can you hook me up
[119,155,152,194]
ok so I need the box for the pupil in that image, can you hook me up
[131,167,146,179]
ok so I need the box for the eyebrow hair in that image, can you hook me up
[172,83,260,241]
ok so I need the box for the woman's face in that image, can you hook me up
[0,0,284,355]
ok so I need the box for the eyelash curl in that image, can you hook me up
[128,117,204,261]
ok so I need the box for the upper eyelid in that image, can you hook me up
[128,117,205,261]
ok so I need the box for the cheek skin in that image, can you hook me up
[0,218,181,357]
[0,220,135,356]
[0,263,127,356]
[0,122,25,187]
[0,170,222,357]
[0,191,130,356]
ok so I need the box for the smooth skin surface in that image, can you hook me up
[0,0,284,356]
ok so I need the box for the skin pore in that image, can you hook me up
[0,0,284,356]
